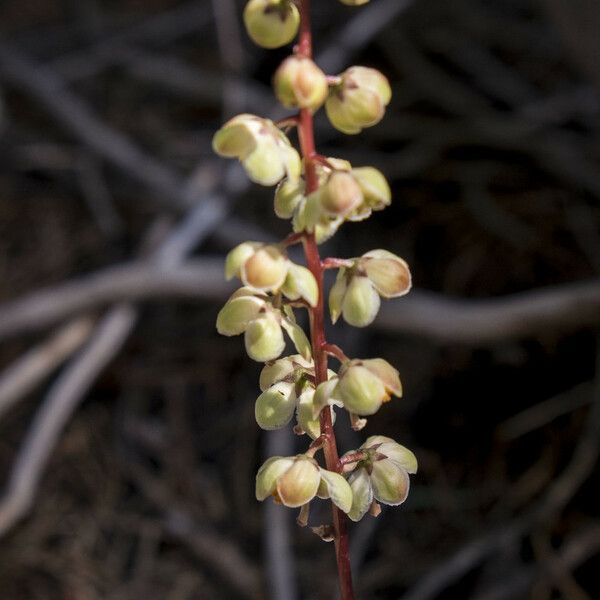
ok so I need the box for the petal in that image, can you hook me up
[370,460,410,506]
[351,167,391,210]
[241,246,289,291]
[255,381,297,430]
[244,314,285,362]
[342,276,381,328]
[212,117,257,158]
[276,456,321,508]
[314,217,343,244]
[282,264,319,307]
[275,178,305,219]
[259,355,303,392]
[312,378,339,419]
[325,92,362,135]
[328,268,348,325]
[295,387,321,440]
[242,139,287,186]
[318,469,353,514]
[216,295,264,336]
[336,364,386,416]
[281,318,312,360]
[346,66,392,106]
[256,456,294,501]
[361,252,411,298]
[243,0,300,50]
[364,436,418,474]
[361,358,402,397]
[225,241,261,280]
[321,171,363,216]
[347,467,373,522]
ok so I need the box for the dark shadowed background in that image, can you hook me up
[0,0,599,598]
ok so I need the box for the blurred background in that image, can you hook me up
[0,0,599,598]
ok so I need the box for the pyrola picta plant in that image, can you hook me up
[213,1,416,597]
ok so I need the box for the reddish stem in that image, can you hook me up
[275,115,300,129]
[322,257,355,270]
[313,154,336,170]
[339,451,368,466]
[280,232,304,247]
[323,343,350,363]
[296,2,356,599]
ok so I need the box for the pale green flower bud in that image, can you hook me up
[275,178,304,219]
[259,354,312,391]
[320,171,364,217]
[216,294,265,336]
[274,56,328,111]
[362,436,417,474]
[347,467,373,522]
[359,249,411,298]
[282,264,319,307]
[343,435,416,518]
[213,114,301,186]
[257,455,321,507]
[326,66,391,134]
[245,313,285,362]
[243,0,300,49]
[369,458,410,506]
[342,275,381,327]
[255,381,297,430]
[241,245,289,292]
[317,469,353,514]
[351,167,391,212]
[336,363,387,416]
[225,242,262,280]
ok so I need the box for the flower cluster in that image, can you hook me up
[214,0,417,537]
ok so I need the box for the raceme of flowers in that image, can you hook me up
[214,0,417,527]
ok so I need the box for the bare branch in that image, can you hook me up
[0,41,198,212]
[0,305,137,538]
[50,0,214,80]
[497,381,594,442]
[317,0,416,74]
[0,199,232,537]
[0,317,95,420]
[1,263,599,344]
[473,523,600,600]
[375,280,600,343]
[400,341,600,600]
[0,259,228,341]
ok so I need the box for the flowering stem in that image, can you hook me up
[296,1,355,598]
